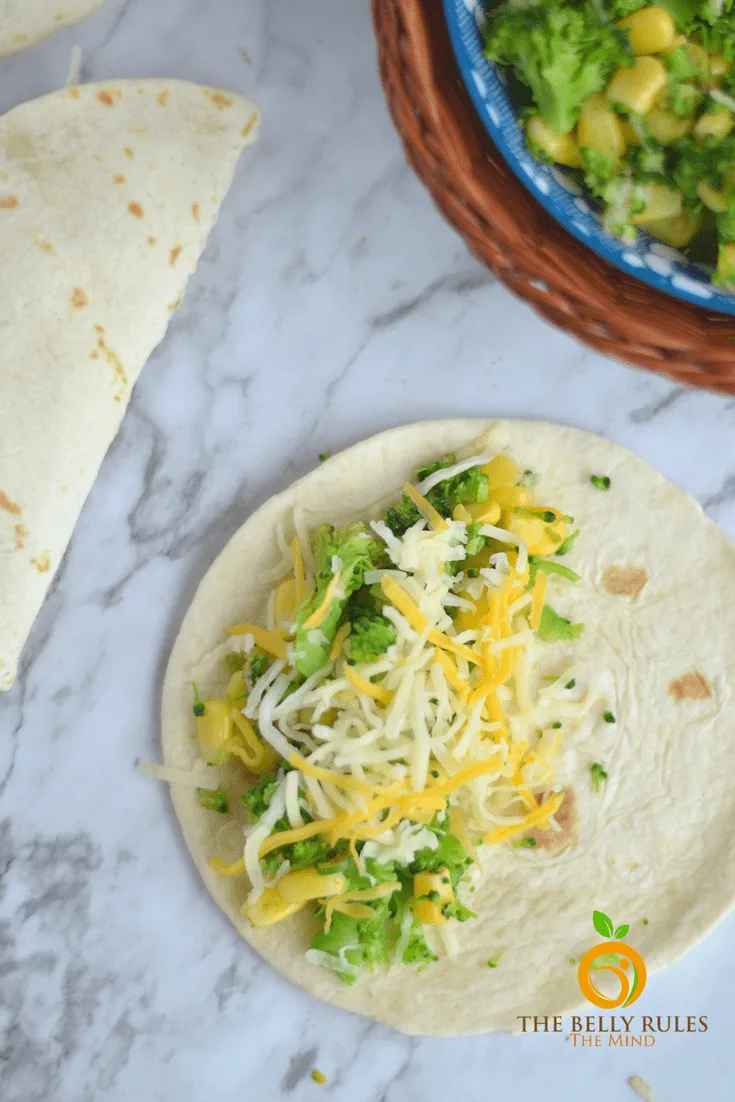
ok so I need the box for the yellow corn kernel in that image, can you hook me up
[578,93,626,161]
[629,183,683,225]
[694,109,734,142]
[607,56,668,115]
[230,709,282,775]
[685,42,709,75]
[508,509,567,557]
[452,503,473,523]
[617,6,675,55]
[197,699,234,763]
[462,500,502,525]
[413,867,453,925]
[243,887,306,928]
[642,209,701,247]
[644,106,693,144]
[277,868,346,904]
[226,670,248,707]
[697,179,730,212]
[482,454,520,488]
[621,119,644,146]
[526,115,582,166]
[709,54,732,79]
[665,33,687,52]
[717,241,735,285]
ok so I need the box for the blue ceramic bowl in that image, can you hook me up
[443,0,735,316]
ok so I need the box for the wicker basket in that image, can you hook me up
[373,0,735,393]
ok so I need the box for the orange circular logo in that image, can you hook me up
[577,941,647,1009]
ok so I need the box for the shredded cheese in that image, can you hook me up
[324,882,401,932]
[301,574,342,630]
[403,481,449,532]
[344,663,393,706]
[227,623,288,660]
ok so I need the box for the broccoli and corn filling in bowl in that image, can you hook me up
[176,448,607,985]
[484,0,735,285]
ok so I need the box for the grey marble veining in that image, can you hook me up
[2,1,735,1099]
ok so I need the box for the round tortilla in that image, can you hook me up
[162,419,735,1035]
[0,0,107,56]
[0,80,259,689]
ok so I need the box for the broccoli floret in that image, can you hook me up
[718,193,735,240]
[249,651,272,684]
[241,772,281,820]
[581,147,617,196]
[294,523,384,677]
[484,4,630,134]
[715,240,735,286]
[348,614,396,663]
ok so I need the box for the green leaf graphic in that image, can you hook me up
[593,910,614,938]
[614,924,629,939]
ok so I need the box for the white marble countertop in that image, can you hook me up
[2,1,735,1099]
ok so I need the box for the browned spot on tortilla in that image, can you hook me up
[157,90,170,106]
[168,298,182,312]
[71,288,88,309]
[96,90,117,107]
[90,350,99,360]
[601,565,648,598]
[97,335,128,395]
[147,236,156,246]
[169,245,182,267]
[128,201,144,218]
[0,491,21,516]
[526,786,578,853]
[241,115,257,137]
[124,147,134,158]
[209,91,234,110]
[112,174,125,184]
[37,240,55,254]
[94,324,104,333]
[68,87,81,100]
[0,196,19,210]
[31,551,51,574]
[668,672,711,701]
[192,202,200,223]
[14,524,28,551]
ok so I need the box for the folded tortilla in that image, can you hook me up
[0,80,259,689]
[0,0,107,56]
[162,419,735,1035]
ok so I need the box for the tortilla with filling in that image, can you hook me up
[161,419,735,1035]
[0,80,259,689]
[0,0,107,56]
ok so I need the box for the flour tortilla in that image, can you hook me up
[162,419,735,1035]
[0,80,259,689]
[0,0,107,56]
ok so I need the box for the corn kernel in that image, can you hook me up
[697,179,730,212]
[243,887,306,928]
[685,42,709,75]
[226,670,248,707]
[642,209,701,247]
[629,183,683,225]
[197,699,233,763]
[621,119,644,146]
[694,109,734,141]
[414,867,453,925]
[578,93,626,161]
[709,54,732,79]
[644,106,693,144]
[526,115,582,167]
[617,6,675,55]
[482,454,521,488]
[508,509,567,557]
[607,56,668,115]
[277,868,347,903]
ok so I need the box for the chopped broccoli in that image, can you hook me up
[591,762,609,792]
[249,651,272,683]
[528,557,580,583]
[223,651,247,673]
[385,463,488,536]
[581,148,617,197]
[348,613,396,663]
[294,523,384,677]
[241,771,281,820]
[191,682,205,717]
[484,4,630,134]
[465,522,491,558]
[198,787,229,813]
[537,605,585,643]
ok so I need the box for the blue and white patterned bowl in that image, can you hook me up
[444,0,735,316]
